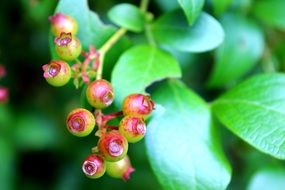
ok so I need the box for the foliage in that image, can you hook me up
[1,0,285,189]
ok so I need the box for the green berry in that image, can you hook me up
[54,33,82,61]
[82,154,106,179]
[86,79,114,109]
[119,116,146,143]
[66,108,95,137]
[98,130,128,162]
[106,155,135,181]
[42,60,71,87]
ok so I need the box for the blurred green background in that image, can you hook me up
[1,0,285,190]
[0,0,161,190]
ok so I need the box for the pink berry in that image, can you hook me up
[66,108,95,137]
[119,116,146,143]
[49,13,78,36]
[0,87,8,103]
[98,130,128,162]
[122,94,155,117]
[86,79,114,109]
[82,154,106,179]
[0,64,6,78]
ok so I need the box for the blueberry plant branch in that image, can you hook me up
[140,0,156,47]
[97,28,127,80]
[140,0,149,12]
[44,0,155,181]
[145,24,156,47]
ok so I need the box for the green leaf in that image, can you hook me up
[208,14,264,88]
[177,0,204,25]
[111,45,181,105]
[146,80,231,190]
[49,0,116,58]
[247,166,285,190]
[151,10,224,52]
[252,0,285,30]
[108,3,145,32]
[211,0,233,15]
[212,74,285,159]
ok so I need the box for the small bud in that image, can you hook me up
[98,130,128,162]
[82,154,106,179]
[106,155,135,181]
[42,60,71,87]
[119,116,146,143]
[55,33,82,61]
[49,13,78,36]
[122,94,155,117]
[66,108,95,137]
[86,79,114,109]
[0,87,8,103]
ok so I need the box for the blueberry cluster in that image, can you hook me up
[43,13,155,180]
[67,79,154,180]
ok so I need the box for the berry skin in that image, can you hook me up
[86,79,114,109]
[49,13,78,36]
[54,32,82,61]
[119,116,146,143]
[82,154,106,179]
[106,155,135,181]
[42,60,71,87]
[66,108,95,137]
[122,94,155,117]
[0,87,8,103]
[98,130,128,162]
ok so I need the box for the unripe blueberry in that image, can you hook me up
[106,155,135,181]
[0,87,8,103]
[54,32,82,61]
[119,116,146,143]
[82,154,106,179]
[122,94,155,117]
[42,60,71,87]
[49,13,78,36]
[86,79,114,109]
[66,108,95,137]
[98,130,128,162]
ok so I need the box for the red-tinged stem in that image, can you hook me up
[103,125,118,130]
[101,111,123,123]
[94,111,123,137]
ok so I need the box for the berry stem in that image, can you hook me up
[140,0,156,47]
[104,125,119,130]
[97,28,127,80]
[96,54,104,80]
[140,0,149,12]
[99,28,127,56]
[102,111,123,123]
[91,146,99,153]
[145,24,156,47]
